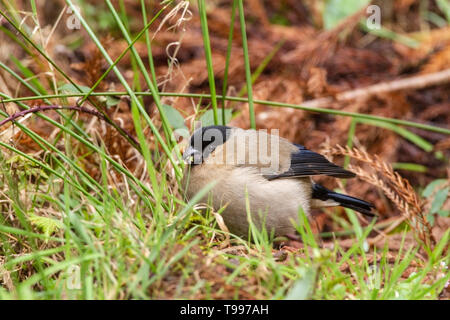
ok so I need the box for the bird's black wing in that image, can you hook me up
[266,144,355,180]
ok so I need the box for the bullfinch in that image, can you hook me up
[182,125,375,237]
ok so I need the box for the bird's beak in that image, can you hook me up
[183,146,202,165]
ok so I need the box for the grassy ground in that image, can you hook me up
[0,0,449,299]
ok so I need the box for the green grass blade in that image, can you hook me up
[4,91,449,135]
[237,0,255,129]
[198,0,219,125]
[221,0,237,124]
[141,0,158,88]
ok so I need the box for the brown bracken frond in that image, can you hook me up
[324,144,436,250]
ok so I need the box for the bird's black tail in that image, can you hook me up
[312,184,375,217]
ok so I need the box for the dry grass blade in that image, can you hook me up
[323,144,436,250]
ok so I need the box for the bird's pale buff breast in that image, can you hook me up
[183,164,312,237]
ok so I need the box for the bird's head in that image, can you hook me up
[183,125,231,165]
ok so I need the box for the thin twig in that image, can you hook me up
[0,105,138,146]
[302,68,450,108]
[0,105,103,126]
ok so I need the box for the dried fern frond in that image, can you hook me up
[323,144,436,250]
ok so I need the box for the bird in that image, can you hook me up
[182,125,375,238]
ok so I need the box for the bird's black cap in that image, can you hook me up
[184,125,232,165]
